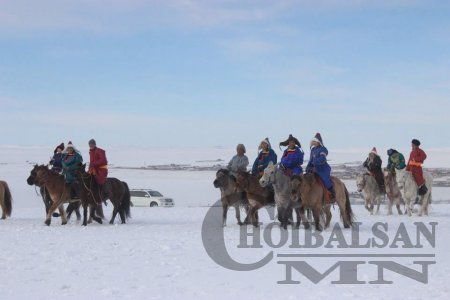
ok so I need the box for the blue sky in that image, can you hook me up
[0,0,449,150]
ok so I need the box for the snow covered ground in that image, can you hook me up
[0,146,449,299]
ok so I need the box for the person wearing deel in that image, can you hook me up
[406,139,428,196]
[252,138,277,178]
[305,133,335,202]
[62,141,83,199]
[279,134,304,176]
[386,149,406,175]
[88,139,112,201]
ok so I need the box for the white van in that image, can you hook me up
[130,189,175,207]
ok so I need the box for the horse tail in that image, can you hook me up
[2,182,13,217]
[119,182,131,219]
[344,186,354,226]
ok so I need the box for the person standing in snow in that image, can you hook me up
[252,138,277,178]
[227,144,249,176]
[279,134,304,176]
[305,133,335,202]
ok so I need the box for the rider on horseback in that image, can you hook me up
[386,149,406,174]
[88,139,113,201]
[62,141,83,198]
[305,133,336,202]
[227,144,249,177]
[252,138,277,178]
[279,134,304,176]
[49,142,65,173]
[406,139,428,196]
[363,147,385,194]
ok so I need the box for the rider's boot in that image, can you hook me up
[328,186,337,203]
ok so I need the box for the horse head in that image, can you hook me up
[27,164,39,185]
[356,173,366,192]
[290,175,303,202]
[259,161,277,187]
[214,169,230,188]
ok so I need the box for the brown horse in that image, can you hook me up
[28,165,103,226]
[383,169,403,215]
[0,181,12,219]
[75,164,131,225]
[291,174,354,231]
[235,171,275,227]
[213,169,247,226]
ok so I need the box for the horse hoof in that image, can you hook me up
[62,221,67,226]
[109,221,114,225]
[238,222,244,226]
[44,219,51,226]
[304,224,311,230]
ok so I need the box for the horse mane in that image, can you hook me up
[303,173,315,184]
[217,168,229,176]
[291,175,302,182]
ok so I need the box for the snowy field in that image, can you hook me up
[1,146,449,300]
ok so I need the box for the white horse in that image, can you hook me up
[259,162,301,230]
[396,168,433,216]
[356,173,382,215]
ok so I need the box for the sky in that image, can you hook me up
[0,0,449,150]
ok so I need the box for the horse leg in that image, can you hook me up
[406,198,412,217]
[396,200,403,215]
[82,203,88,226]
[58,205,67,225]
[294,207,301,229]
[109,204,119,224]
[233,202,243,226]
[243,206,250,225]
[299,207,310,230]
[312,207,322,231]
[1,205,5,219]
[90,205,102,224]
[75,206,82,221]
[45,201,61,226]
[387,196,393,215]
[222,202,228,227]
[369,197,374,215]
[376,195,381,215]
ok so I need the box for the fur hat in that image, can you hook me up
[54,142,65,154]
[66,141,74,149]
[387,149,397,156]
[412,139,421,146]
[259,138,272,150]
[311,132,323,146]
[280,134,301,147]
[89,139,96,146]
[370,147,378,155]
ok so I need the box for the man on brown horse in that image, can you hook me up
[363,147,385,194]
[88,139,113,202]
